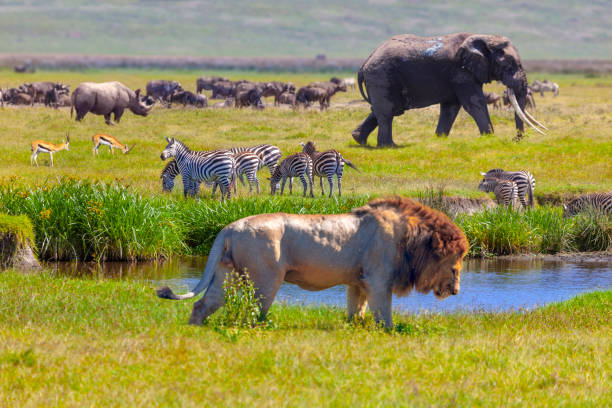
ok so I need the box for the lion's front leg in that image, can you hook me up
[364,282,393,328]
[346,285,367,321]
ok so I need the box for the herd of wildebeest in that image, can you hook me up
[0,75,358,111]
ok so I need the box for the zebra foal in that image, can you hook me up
[300,141,359,197]
[269,153,314,197]
[478,177,519,208]
[481,168,535,208]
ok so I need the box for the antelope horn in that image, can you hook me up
[126,144,135,154]
[523,109,549,131]
[508,89,546,135]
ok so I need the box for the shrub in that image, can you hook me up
[211,269,264,329]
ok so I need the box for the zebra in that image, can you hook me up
[300,141,359,197]
[481,168,535,208]
[269,152,314,197]
[160,138,235,201]
[563,193,612,217]
[160,150,232,196]
[209,151,264,195]
[478,177,519,208]
[228,144,281,175]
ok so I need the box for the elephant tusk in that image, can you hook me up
[523,109,549,131]
[508,89,546,135]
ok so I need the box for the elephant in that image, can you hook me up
[352,33,546,147]
[71,81,153,125]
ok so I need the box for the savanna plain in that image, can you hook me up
[1,68,611,406]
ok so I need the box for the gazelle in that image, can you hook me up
[92,133,135,156]
[30,133,70,167]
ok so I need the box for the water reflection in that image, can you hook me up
[48,257,612,313]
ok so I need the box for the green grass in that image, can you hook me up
[0,270,609,406]
[0,213,34,245]
[1,69,610,198]
[0,1,609,59]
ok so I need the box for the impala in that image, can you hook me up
[30,133,70,167]
[92,133,135,156]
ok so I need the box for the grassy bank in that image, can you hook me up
[0,270,609,406]
[0,179,610,260]
[0,69,611,198]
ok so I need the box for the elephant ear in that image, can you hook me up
[458,36,491,84]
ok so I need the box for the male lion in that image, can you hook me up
[156,197,469,328]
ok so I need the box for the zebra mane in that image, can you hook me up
[172,138,191,153]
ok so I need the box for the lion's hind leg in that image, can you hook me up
[188,268,229,325]
[346,285,368,321]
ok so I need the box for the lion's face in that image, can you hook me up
[417,254,464,300]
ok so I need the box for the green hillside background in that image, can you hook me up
[0,0,610,59]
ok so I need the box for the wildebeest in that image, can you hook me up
[278,91,296,106]
[261,81,295,106]
[530,80,559,97]
[296,86,331,110]
[484,92,502,109]
[235,83,264,109]
[170,91,208,108]
[14,64,35,73]
[211,81,237,99]
[146,80,183,102]
[196,76,228,94]
[71,81,153,125]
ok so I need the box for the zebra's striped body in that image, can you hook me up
[300,141,359,197]
[270,153,314,197]
[160,138,235,201]
[482,168,535,208]
[160,150,232,195]
[232,151,264,193]
[563,193,612,217]
[478,177,519,208]
[229,144,281,175]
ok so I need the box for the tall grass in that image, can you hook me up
[1,179,609,260]
[0,178,185,261]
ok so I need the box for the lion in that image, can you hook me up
[156,197,469,328]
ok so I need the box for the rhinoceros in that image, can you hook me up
[71,81,153,125]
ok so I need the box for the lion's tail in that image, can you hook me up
[156,229,230,300]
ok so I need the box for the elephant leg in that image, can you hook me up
[376,113,395,147]
[351,112,378,146]
[455,85,493,134]
[346,285,368,321]
[435,102,461,136]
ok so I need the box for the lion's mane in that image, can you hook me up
[353,197,469,296]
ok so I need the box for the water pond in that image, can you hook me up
[47,257,612,313]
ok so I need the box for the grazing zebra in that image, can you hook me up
[269,153,314,197]
[300,141,359,197]
[481,168,535,208]
[478,177,519,208]
[160,150,232,195]
[563,193,612,217]
[229,144,281,175]
[209,151,264,195]
[160,138,235,201]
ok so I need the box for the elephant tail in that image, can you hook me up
[357,69,370,104]
[156,228,231,300]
